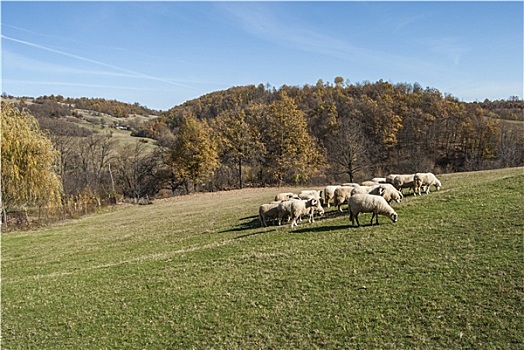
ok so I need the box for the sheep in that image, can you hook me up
[277,198,318,228]
[323,185,341,208]
[385,174,399,185]
[351,184,402,204]
[351,185,383,196]
[342,182,359,187]
[299,190,325,220]
[259,202,281,227]
[377,183,403,204]
[413,172,442,195]
[333,186,355,212]
[361,181,379,187]
[372,177,387,183]
[348,194,398,227]
[392,174,415,194]
[274,192,296,201]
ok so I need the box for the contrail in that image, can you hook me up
[1,34,194,89]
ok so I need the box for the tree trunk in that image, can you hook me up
[238,157,243,189]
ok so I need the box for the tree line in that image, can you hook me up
[1,78,523,228]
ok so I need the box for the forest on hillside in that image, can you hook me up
[142,79,524,188]
[2,78,523,226]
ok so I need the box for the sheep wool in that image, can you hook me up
[413,172,442,195]
[259,202,281,227]
[278,198,318,228]
[348,194,398,227]
[323,185,341,208]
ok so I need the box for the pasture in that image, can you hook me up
[2,167,523,349]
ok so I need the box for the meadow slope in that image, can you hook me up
[2,167,523,349]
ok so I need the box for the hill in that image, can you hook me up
[2,95,160,148]
[2,167,523,349]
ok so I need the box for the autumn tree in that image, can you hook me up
[211,107,264,189]
[261,93,324,184]
[1,103,62,222]
[168,115,219,193]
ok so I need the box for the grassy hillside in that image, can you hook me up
[2,168,523,349]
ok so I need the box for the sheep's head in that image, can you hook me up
[390,212,398,223]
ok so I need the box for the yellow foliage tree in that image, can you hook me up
[262,93,323,184]
[1,103,62,217]
[169,114,219,193]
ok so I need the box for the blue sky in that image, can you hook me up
[2,1,523,111]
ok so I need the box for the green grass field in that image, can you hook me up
[2,168,523,349]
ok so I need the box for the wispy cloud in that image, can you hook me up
[220,3,365,59]
[1,34,195,89]
[3,79,176,92]
[219,3,440,75]
[426,37,469,66]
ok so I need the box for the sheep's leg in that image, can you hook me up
[370,212,379,225]
[355,213,360,227]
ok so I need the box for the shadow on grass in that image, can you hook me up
[223,210,376,238]
[291,224,357,234]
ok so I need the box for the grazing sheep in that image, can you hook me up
[377,183,403,204]
[348,194,398,227]
[361,181,380,187]
[274,192,296,201]
[351,184,402,204]
[277,198,318,228]
[342,182,359,187]
[333,186,355,212]
[372,177,387,183]
[385,174,400,185]
[392,174,415,193]
[299,190,325,220]
[351,185,384,196]
[259,202,281,227]
[323,185,341,208]
[413,172,442,195]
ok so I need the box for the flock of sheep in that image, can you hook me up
[258,172,442,228]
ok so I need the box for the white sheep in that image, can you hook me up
[342,182,359,187]
[277,198,318,228]
[361,180,380,187]
[385,174,399,185]
[259,202,281,227]
[413,172,442,195]
[372,177,387,183]
[299,189,325,220]
[274,192,296,201]
[333,186,355,212]
[351,184,402,204]
[348,194,398,227]
[323,185,341,208]
[351,185,383,196]
[392,174,415,193]
[377,183,403,204]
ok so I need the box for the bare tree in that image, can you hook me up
[328,119,371,183]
